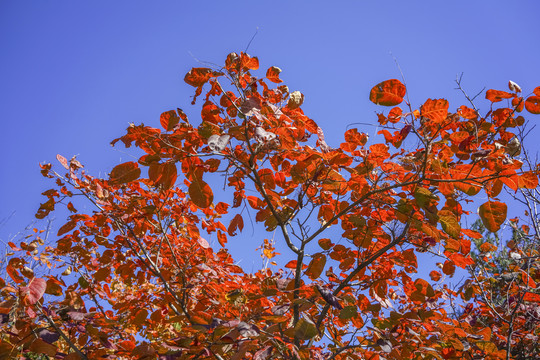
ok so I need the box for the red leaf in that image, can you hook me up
[305,253,326,280]
[160,110,180,131]
[525,96,540,114]
[149,162,177,189]
[109,162,141,185]
[184,68,215,87]
[369,79,406,106]
[430,270,442,281]
[478,201,507,233]
[21,277,47,305]
[57,220,77,236]
[486,89,514,102]
[188,177,213,209]
[266,66,283,84]
[228,214,244,236]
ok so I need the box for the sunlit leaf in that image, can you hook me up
[189,177,213,208]
[525,95,540,114]
[266,66,283,83]
[478,201,507,232]
[369,79,406,106]
[160,110,180,131]
[485,89,514,102]
[438,210,460,239]
[305,253,326,280]
[109,162,141,185]
[421,99,449,123]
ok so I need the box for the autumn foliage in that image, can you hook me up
[1,52,540,359]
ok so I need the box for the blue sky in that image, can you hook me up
[1,1,539,267]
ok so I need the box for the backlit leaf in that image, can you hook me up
[478,201,507,232]
[294,317,318,340]
[518,171,538,189]
[266,66,283,83]
[189,177,213,208]
[160,110,180,131]
[109,162,141,185]
[438,210,461,239]
[369,79,406,106]
[421,99,449,123]
[149,162,177,189]
[184,68,215,87]
[305,253,326,280]
[525,96,540,114]
[485,89,514,102]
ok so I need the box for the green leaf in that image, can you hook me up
[438,210,460,239]
[294,317,318,340]
[414,187,439,208]
[339,306,358,320]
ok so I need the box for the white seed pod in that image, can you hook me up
[508,80,522,93]
[255,127,276,143]
[506,137,521,157]
[287,91,304,109]
[208,134,230,152]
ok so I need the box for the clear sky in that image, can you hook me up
[1,1,539,267]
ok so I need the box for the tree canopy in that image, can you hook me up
[1,52,540,359]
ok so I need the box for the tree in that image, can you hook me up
[1,52,539,359]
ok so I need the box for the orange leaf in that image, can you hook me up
[240,53,259,70]
[109,162,141,185]
[518,171,538,189]
[485,89,514,102]
[184,68,216,87]
[458,105,478,120]
[284,260,298,269]
[189,177,213,209]
[266,66,283,84]
[369,79,406,106]
[305,253,326,280]
[421,99,449,123]
[478,201,507,232]
[525,96,540,114]
[160,110,180,131]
